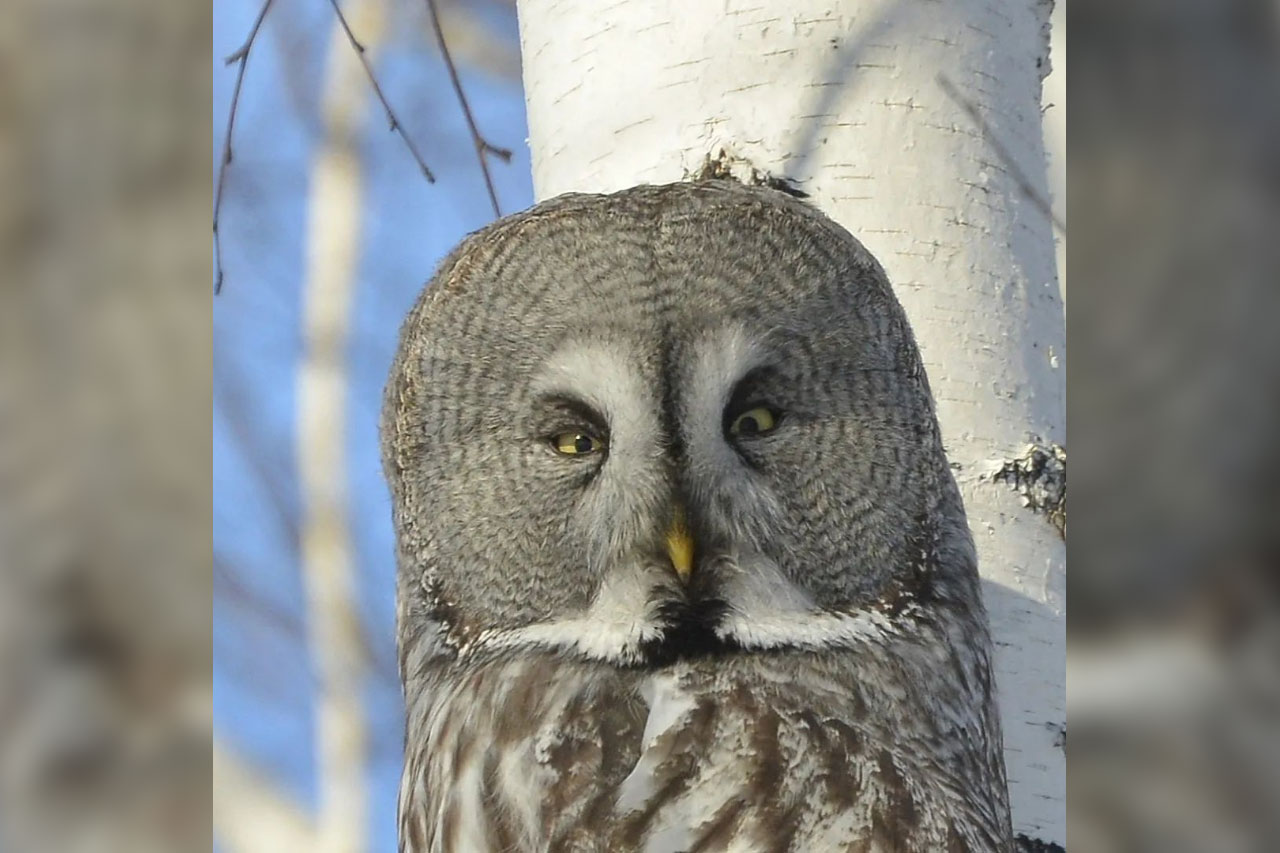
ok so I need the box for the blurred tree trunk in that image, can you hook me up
[215,740,316,851]
[516,0,1065,847]
[298,0,383,851]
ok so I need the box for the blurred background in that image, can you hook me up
[1069,1,1280,850]
[2,0,210,849]
[1,0,1277,850]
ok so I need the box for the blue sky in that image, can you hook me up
[213,0,533,847]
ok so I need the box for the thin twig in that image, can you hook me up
[936,73,1065,235]
[214,0,277,295]
[216,0,507,293]
[424,0,513,217]
[326,0,438,182]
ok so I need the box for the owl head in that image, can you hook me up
[383,181,982,671]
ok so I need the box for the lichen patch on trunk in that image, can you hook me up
[685,148,807,198]
[987,443,1066,537]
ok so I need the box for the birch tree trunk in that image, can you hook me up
[298,0,383,850]
[516,1,1065,847]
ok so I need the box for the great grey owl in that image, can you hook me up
[382,180,1013,852]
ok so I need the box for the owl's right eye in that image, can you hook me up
[552,432,605,456]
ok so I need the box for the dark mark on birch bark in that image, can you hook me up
[1016,833,1066,853]
[989,442,1065,537]
[686,148,809,198]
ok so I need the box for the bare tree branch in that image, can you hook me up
[936,73,1065,235]
[216,0,446,295]
[425,0,513,217]
[214,0,277,295]
[326,0,438,184]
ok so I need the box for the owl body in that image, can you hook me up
[402,643,1005,852]
[385,182,1013,852]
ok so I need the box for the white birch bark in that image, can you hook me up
[298,1,383,850]
[1044,0,1066,295]
[517,0,1065,845]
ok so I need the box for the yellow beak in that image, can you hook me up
[666,505,695,583]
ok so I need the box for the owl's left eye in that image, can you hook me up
[728,406,780,438]
[552,432,605,455]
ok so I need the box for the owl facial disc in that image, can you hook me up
[385,181,958,671]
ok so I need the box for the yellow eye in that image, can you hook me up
[728,406,779,437]
[553,432,604,455]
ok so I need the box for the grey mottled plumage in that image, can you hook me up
[382,181,1013,851]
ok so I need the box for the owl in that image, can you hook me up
[382,180,1013,852]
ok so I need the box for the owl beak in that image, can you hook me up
[666,505,695,583]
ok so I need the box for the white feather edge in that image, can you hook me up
[464,552,917,661]
[466,604,914,661]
